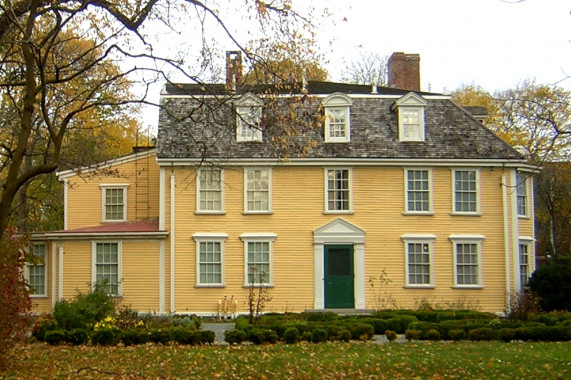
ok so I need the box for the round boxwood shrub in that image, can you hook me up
[67,328,89,345]
[338,328,351,342]
[91,328,118,346]
[468,327,495,341]
[405,329,421,341]
[225,329,247,345]
[499,328,516,342]
[149,328,170,345]
[121,328,149,346]
[44,330,67,345]
[200,330,216,344]
[283,327,299,344]
[311,328,328,343]
[447,329,466,341]
[346,322,374,341]
[385,329,398,342]
[425,328,441,341]
[248,328,278,345]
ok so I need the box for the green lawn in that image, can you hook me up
[2,341,569,379]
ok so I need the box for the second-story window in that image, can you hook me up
[197,168,223,213]
[516,172,528,217]
[100,185,128,222]
[326,168,351,212]
[405,169,431,213]
[245,168,271,213]
[453,169,479,214]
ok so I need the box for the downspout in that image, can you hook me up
[63,180,69,230]
[170,171,176,313]
[530,175,537,274]
[58,245,64,301]
[502,175,511,312]
[159,168,166,313]
[510,170,521,292]
[51,241,57,307]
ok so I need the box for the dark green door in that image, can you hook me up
[324,245,354,309]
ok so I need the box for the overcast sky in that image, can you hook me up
[310,0,571,93]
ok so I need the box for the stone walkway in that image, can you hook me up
[201,322,408,345]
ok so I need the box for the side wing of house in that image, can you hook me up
[30,149,168,313]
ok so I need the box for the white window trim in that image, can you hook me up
[324,168,353,214]
[196,168,225,214]
[451,169,481,216]
[236,106,262,142]
[392,92,428,142]
[193,233,228,287]
[243,168,273,214]
[322,93,353,143]
[100,184,129,222]
[91,241,122,296]
[235,93,264,143]
[516,172,529,218]
[449,235,485,288]
[517,236,534,291]
[26,243,47,297]
[240,233,277,287]
[403,168,434,215]
[401,234,436,288]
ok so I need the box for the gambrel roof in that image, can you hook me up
[157,81,523,162]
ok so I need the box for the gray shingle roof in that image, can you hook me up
[157,81,522,161]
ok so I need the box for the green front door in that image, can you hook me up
[324,245,355,309]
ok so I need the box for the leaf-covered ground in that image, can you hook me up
[2,341,569,379]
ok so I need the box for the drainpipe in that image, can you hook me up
[502,175,511,312]
[170,171,176,313]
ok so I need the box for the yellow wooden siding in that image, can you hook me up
[121,240,161,311]
[66,154,160,229]
[62,241,92,298]
[168,165,514,313]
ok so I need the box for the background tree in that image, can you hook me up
[0,0,316,237]
[341,51,389,86]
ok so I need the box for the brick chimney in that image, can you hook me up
[387,52,420,91]
[226,51,243,91]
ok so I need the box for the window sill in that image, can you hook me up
[451,286,483,290]
[518,215,530,220]
[242,284,274,289]
[242,211,273,215]
[403,285,435,289]
[101,219,127,223]
[195,211,226,215]
[30,295,48,298]
[402,211,434,216]
[449,212,482,217]
[195,284,225,288]
[323,211,354,215]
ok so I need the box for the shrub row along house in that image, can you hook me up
[29,52,537,315]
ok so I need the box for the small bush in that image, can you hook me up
[67,328,89,345]
[425,328,441,341]
[468,327,495,341]
[283,327,299,344]
[448,329,466,341]
[148,328,170,345]
[248,328,278,345]
[91,328,118,346]
[385,330,398,342]
[345,322,374,341]
[338,328,352,342]
[200,330,216,344]
[225,329,247,345]
[170,326,196,345]
[32,316,57,341]
[44,330,67,345]
[311,328,328,343]
[405,329,421,341]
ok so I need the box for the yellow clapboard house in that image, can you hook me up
[29,52,537,315]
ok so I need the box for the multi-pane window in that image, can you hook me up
[246,241,271,285]
[405,241,432,286]
[94,242,120,295]
[245,168,271,212]
[453,170,478,213]
[198,168,223,212]
[406,169,430,212]
[102,186,127,221]
[453,242,481,286]
[401,108,422,141]
[519,242,530,289]
[237,106,262,142]
[198,241,222,285]
[325,107,349,142]
[28,244,46,296]
[516,173,528,216]
[326,169,350,212]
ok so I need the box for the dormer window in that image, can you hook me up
[235,93,263,142]
[322,93,353,143]
[392,92,428,142]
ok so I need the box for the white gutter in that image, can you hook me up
[170,172,176,313]
[41,232,169,240]
[502,175,511,312]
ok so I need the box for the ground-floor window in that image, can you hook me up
[93,242,120,295]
